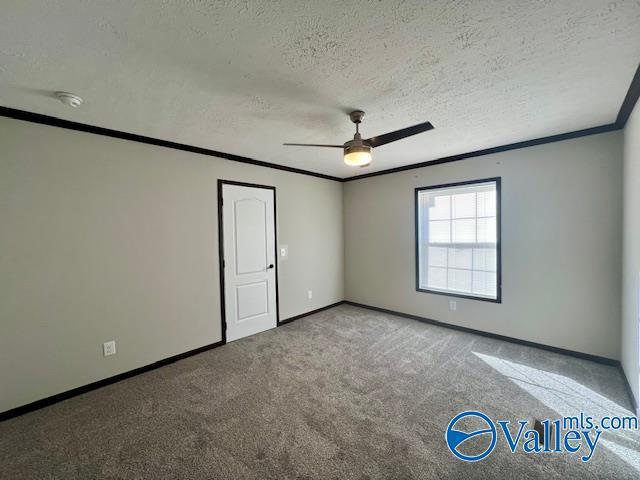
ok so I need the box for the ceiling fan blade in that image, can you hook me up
[365,121,434,148]
[283,143,344,148]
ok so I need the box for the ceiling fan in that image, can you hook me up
[284,110,434,167]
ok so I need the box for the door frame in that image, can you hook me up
[217,179,281,344]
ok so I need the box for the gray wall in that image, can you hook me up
[0,117,344,412]
[344,131,623,360]
[1,114,628,414]
[622,102,640,410]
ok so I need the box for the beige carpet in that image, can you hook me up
[0,304,638,479]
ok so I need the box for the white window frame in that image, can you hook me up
[415,177,502,303]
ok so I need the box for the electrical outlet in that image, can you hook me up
[449,300,457,311]
[307,290,313,300]
[103,340,116,357]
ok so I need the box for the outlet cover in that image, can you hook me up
[449,300,457,311]
[103,340,116,357]
[307,290,313,299]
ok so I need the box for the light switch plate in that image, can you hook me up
[103,340,116,357]
[280,244,288,259]
[449,300,457,311]
[307,290,313,299]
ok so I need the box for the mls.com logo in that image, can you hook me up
[446,411,497,462]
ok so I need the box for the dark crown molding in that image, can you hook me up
[616,63,640,128]
[2,62,639,183]
[343,62,640,182]
[0,106,343,182]
[342,123,619,181]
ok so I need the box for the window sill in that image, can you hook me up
[416,287,502,304]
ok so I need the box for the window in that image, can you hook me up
[415,178,501,302]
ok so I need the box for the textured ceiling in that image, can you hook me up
[1,1,639,178]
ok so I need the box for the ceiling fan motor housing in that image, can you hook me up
[343,143,371,155]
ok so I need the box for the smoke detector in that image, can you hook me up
[55,92,83,108]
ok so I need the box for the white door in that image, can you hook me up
[222,183,277,342]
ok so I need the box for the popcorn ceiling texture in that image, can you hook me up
[1,1,639,177]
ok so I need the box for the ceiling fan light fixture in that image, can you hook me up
[344,145,372,167]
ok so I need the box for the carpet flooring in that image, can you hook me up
[0,304,638,479]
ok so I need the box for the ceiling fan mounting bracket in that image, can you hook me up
[349,110,365,124]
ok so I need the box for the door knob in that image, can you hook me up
[267,264,274,269]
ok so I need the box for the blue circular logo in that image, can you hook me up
[446,411,497,462]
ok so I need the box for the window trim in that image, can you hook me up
[414,177,502,303]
